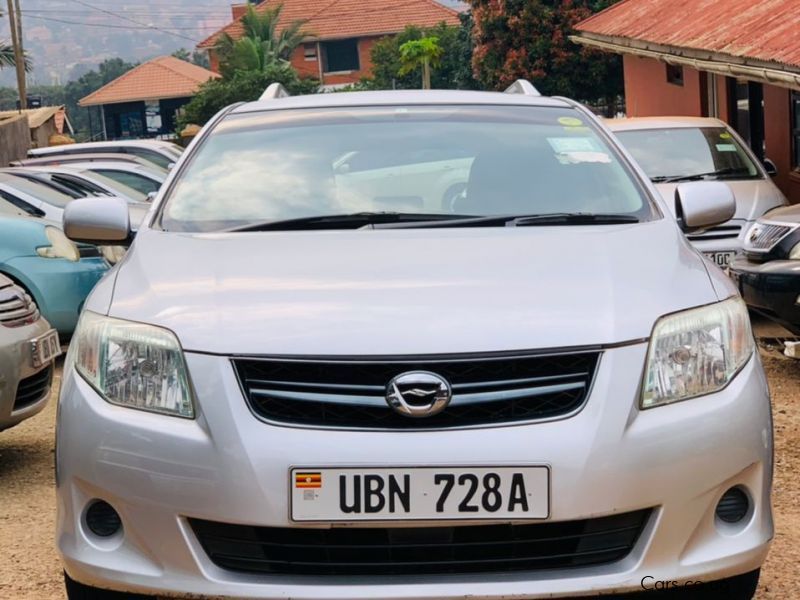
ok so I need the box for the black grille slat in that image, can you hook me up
[14,365,53,410]
[234,352,600,429]
[190,509,650,576]
[686,223,742,241]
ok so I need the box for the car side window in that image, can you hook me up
[96,170,159,195]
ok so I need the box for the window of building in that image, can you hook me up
[303,43,317,62]
[322,39,360,73]
[666,64,684,86]
[792,92,800,169]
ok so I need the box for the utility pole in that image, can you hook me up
[6,0,26,110]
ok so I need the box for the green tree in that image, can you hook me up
[0,42,14,69]
[215,2,309,77]
[177,64,318,130]
[369,17,477,90]
[469,0,623,107]
[172,48,211,70]
[399,37,443,90]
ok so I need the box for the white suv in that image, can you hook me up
[56,83,772,599]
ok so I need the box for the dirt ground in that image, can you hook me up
[0,352,798,600]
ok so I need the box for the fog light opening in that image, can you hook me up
[84,500,122,538]
[715,486,751,524]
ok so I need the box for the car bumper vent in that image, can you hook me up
[190,509,651,576]
[14,365,53,411]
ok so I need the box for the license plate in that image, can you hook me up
[291,466,550,522]
[30,329,60,368]
[704,251,735,267]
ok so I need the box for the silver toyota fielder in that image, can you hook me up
[56,83,773,599]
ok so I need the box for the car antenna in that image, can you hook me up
[504,79,541,97]
[259,83,291,101]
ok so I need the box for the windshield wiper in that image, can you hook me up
[374,213,641,229]
[652,167,752,183]
[223,212,475,232]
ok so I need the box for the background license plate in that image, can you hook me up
[704,251,735,267]
[31,329,60,367]
[291,466,549,522]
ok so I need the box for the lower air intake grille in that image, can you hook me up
[14,365,53,411]
[190,509,651,576]
[233,351,600,429]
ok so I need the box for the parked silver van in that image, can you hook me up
[57,83,772,600]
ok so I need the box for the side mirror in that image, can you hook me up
[675,181,736,233]
[63,197,132,245]
[763,158,778,177]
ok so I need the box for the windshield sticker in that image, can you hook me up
[547,137,599,153]
[556,151,612,165]
[716,143,737,152]
[719,132,733,139]
[548,137,610,164]
[558,116,584,127]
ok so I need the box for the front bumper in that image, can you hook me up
[0,318,53,430]
[56,344,773,599]
[730,257,800,335]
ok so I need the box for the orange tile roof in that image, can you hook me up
[576,0,800,71]
[198,0,460,49]
[79,56,220,107]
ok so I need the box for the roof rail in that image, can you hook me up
[504,79,541,97]
[260,82,291,101]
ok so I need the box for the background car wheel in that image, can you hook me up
[64,572,153,600]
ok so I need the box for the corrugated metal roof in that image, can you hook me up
[0,105,65,129]
[576,0,800,71]
[198,0,460,49]
[79,56,219,107]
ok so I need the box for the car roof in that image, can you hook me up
[29,140,180,156]
[605,116,727,131]
[232,89,573,115]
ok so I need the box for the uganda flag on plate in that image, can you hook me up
[295,472,322,488]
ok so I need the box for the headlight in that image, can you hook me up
[36,226,79,261]
[72,311,194,418]
[641,297,754,409]
[790,242,800,259]
[98,245,128,265]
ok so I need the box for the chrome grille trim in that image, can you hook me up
[0,282,39,327]
[744,222,797,252]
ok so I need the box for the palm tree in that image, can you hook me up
[399,37,444,90]
[0,42,15,69]
[215,2,309,76]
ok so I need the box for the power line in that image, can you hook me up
[23,14,229,30]
[65,0,202,42]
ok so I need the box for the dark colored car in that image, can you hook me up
[730,205,800,334]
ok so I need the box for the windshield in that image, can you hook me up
[614,127,760,181]
[161,105,651,232]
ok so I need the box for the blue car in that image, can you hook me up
[0,202,108,336]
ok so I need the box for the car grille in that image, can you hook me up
[189,509,651,576]
[686,223,742,241]
[745,223,795,251]
[78,245,102,258]
[14,365,53,411]
[0,280,39,328]
[233,351,600,429]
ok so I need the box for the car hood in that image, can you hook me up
[654,179,786,223]
[760,203,800,225]
[108,222,720,355]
